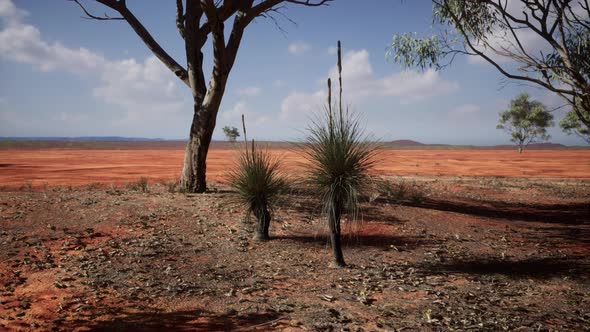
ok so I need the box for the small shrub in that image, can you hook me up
[376,178,424,204]
[20,181,33,192]
[166,181,178,193]
[86,182,102,190]
[127,177,149,193]
[227,117,287,241]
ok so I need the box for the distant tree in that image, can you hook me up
[497,93,554,153]
[72,0,332,193]
[388,0,590,135]
[222,126,240,142]
[560,101,590,143]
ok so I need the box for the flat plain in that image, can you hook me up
[0,142,589,331]
[1,143,589,188]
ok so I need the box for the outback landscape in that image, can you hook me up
[2,0,590,331]
[1,142,589,331]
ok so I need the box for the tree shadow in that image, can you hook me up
[67,309,282,332]
[417,256,589,281]
[520,223,590,247]
[377,197,590,225]
[277,232,440,251]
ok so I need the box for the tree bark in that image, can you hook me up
[328,201,346,267]
[253,204,271,241]
[180,76,225,193]
[180,104,213,193]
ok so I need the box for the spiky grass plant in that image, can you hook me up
[227,115,287,241]
[302,41,376,267]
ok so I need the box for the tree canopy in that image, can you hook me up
[222,126,240,142]
[388,0,590,131]
[497,93,554,152]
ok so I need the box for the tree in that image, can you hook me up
[72,0,331,193]
[302,41,376,267]
[388,0,590,133]
[560,100,590,142]
[497,93,554,153]
[222,126,240,142]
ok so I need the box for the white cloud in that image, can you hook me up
[280,49,459,121]
[0,22,105,74]
[238,86,261,97]
[288,41,311,55]
[449,104,481,117]
[94,57,186,120]
[280,90,326,121]
[0,0,187,123]
[327,46,337,55]
[327,50,459,103]
[222,101,269,126]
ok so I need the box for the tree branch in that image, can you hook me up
[176,0,186,39]
[73,0,190,87]
[70,0,124,20]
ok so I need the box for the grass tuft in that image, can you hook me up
[127,177,149,193]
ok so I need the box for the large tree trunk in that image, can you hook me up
[180,78,225,193]
[180,103,214,193]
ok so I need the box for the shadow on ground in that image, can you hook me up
[68,309,282,332]
[387,197,590,225]
[277,233,439,251]
[418,256,590,280]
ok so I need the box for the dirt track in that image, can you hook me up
[1,149,589,188]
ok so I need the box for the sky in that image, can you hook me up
[0,0,587,146]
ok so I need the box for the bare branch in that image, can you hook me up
[69,0,124,20]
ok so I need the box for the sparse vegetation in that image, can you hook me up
[302,41,376,267]
[127,177,149,193]
[376,178,425,204]
[165,180,178,193]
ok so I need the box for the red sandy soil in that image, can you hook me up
[1,149,589,188]
[0,145,589,331]
[0,176,589,331]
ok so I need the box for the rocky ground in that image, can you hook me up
[0,175,589,331]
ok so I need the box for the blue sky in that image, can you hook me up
[0,0,587,145]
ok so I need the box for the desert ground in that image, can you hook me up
[1,144,589,331]
[1,144,590,188]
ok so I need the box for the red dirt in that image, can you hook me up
[1,149,589,188]
[1,145,589,331]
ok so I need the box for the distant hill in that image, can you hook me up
[389,139,425,146]
[491,142,567,149]
[0,137,585,150]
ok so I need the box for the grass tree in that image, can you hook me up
[497,93,554,153]
[302,41,376,267]
[228,115,287,241]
